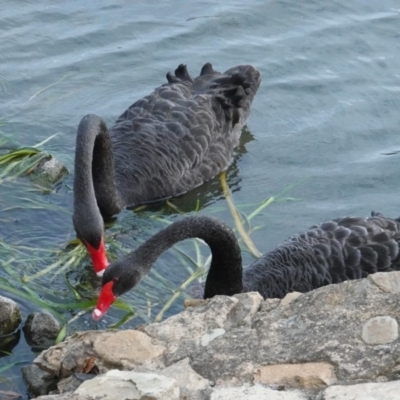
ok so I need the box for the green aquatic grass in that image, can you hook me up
[0,129,303,335]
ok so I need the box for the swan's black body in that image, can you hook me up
[72,63,261,273]
[94,212,400,318]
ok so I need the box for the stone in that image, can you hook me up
[33,156,68,185]
[369,271,400,293]
[144,295,241,342]
[254,362,337,389]
[280,292,303,306]
[161,358,211,400]
[320,379,400,399]
[74,370,179,400]
[57,373,96,394]
[26,274,400,397]
[0,391,22,400]
[361,316,398,345]
[0,296,21,335]
[23,311,61,349]
[36,394,74,400]
[259,298,281,312]
[93,330,165,369]
[200,328,226,347]
[22,364,57,397]
[210,385,309,400]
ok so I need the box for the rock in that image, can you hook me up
[210,385,308,400]
[36,394,74,400]
[320,379,400,399]
[161,358,212,400]
[0,296,21,335]
[22,364,57,397]
[93,329,165,369]
[0,391,22,400]
[74,370,179,400]
[0,330,21,355]
[254,362,337,389]
[34,330,165,380]
[361,316,398,345]
[280,292,303,306]
[144,295,241,342]
[57,373,96,394]
[33,156,68,185]
[368,272,400,293]
[23,311,61,349]
[26,273,400,398]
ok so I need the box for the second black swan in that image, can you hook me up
[72,63,261,276]
[93,212,400,319]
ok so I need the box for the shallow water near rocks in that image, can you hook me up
[0,0,400,397]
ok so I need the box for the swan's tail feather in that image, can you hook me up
[200,62,214,76]
[193,64,261,125]
[166,64,194,84]
[175,64,194,83]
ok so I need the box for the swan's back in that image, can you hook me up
[243,213,400,299]
[109,63,261,207]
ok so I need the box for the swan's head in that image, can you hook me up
[92,256,144,320]
[73,211,109,277]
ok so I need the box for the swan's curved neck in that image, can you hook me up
[73,114,122,219]
[129,216,244,298]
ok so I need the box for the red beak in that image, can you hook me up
[92,280,116,320]
[85,238,109,276]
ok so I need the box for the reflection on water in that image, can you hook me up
[1,0,400,397]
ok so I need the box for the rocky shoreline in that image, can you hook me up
[13,270,400,399]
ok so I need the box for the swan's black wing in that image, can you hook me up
[243,213,400,299]
[109,62,261,207]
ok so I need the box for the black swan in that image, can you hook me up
[93,212,400,319]
[72,63,261,276]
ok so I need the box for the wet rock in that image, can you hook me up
[33,156,68,185]
[23,311,61,349]
[57,373,96,394]
[0,330,21,355]
[254,362,337,389]
[160,358,212,400]
[320,379,400,399]
[0,391,22,400]
[0,295,21,335]
[74,370,179,400]
[210,385,308,400]
[22,364,57,397]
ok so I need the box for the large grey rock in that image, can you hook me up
[0,295,21,335]
[26,272,400,398]
[74,370,179,400]
[320,380,400,399]
[23,311,61,349]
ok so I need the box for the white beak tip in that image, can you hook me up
[96,269,105,277]
[92,308,102,320]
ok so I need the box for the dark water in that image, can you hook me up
[1,0,400,397]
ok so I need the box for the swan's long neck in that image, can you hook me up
[125,215,244,298]
[73,114,122,220]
